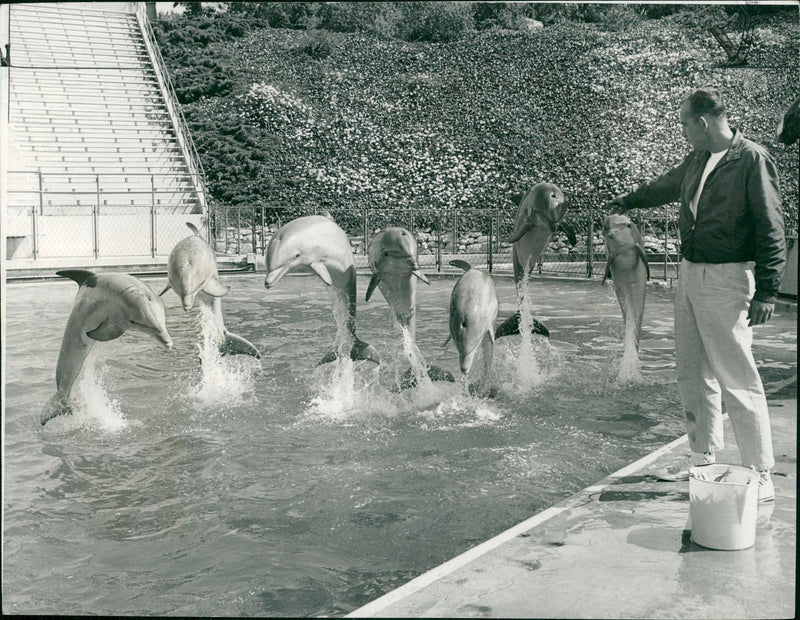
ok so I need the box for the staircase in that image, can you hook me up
[5,2,207,268]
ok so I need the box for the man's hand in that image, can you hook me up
[748,299,775,326]
[609,193,627,210]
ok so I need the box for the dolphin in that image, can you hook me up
[495,182,575,339]
[366,227,454,384]
[41,270,173,425]
[160,223,260,358]
[366,227,429,336]
[602,214,649,351]
[444,260,499,379]
[777,96,799,145]
[264,214,379,365]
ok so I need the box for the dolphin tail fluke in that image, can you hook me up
[351,337,380,364]
[427,364,455,383]
[495,312,550,339]
[220,332,261,359]
[41,393,72,425]
[317,338,380,365]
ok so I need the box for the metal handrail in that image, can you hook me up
[134,2,207,210]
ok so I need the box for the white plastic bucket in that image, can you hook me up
[689,463,759,550]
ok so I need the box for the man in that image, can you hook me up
[610,88,786,501]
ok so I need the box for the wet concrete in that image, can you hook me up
[349,397,796,619]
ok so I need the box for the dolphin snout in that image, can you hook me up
[265,265,288,289]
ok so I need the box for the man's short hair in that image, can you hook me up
[684,89,727,118]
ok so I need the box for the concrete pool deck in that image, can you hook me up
[348,395,796,619]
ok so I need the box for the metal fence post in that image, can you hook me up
[488,214,494,273]
[38,170,44,215]
[261,205,266,255]
[663,207,669,281]
[31,205,39,259]
[436,215,442,272]
[150,174,157,258]
[587,218,594,279]
[363,206,368,256]
[251,206,256,256]
[93,174,100,258]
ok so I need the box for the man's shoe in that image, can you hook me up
[654,452,715,482]
[758,470,775,503]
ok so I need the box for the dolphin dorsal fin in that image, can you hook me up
[321,211,335,222]
[57,269,97,287]
[449,259,472,272]
[186,222,200,236]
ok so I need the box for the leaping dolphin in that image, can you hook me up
[495,182,575,339]
[445,260,499,381]
[265,214,379,365]
[160,223,260,359]
[366,227,429,336]
[366,227,453,384]
[602,214,649,351]
[41,270,173,425]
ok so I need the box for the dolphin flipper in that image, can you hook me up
[635,246,651,280]
[506,221,534,244]
[310,262,333,286]
[86,320,126,341]
[159,283,172,296]
[203,278,229,298]
[495,311,550,339]
[220,332,261,359]
[412,270,430,285]
[365,274,380,302]
[559,222,577,246]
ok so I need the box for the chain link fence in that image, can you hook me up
[6,170,206,262]
[209,203,683,282]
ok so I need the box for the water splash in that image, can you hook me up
[66,352,129,433]
[617,325,644,384]
[188,304,258,408]
[400,326,435,391]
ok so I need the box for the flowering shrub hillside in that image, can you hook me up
[155,5,799,234]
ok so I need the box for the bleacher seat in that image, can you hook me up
[6,2,206,263]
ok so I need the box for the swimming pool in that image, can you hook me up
[2,273,796,616]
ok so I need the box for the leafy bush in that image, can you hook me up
[154,4,799,235]
[401,3,475,42]
[299,30,334,60]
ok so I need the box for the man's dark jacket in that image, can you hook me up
[619,129,786,303]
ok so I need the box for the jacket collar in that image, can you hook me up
[696,128,744,163]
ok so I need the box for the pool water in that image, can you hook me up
[2,273,795,616]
